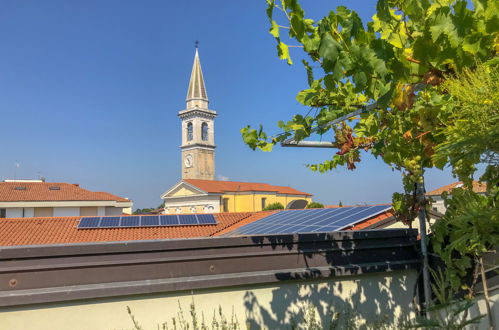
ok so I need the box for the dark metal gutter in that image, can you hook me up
[0,229,419,307]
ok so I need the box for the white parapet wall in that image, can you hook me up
[0,270,418,330]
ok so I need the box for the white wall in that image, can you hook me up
[0,270,418,330]
[53,207,80,217]
[97,207,106,216]
[105,207,123,216]
[6,208,23,218]
[5,208,34,218]
[23,208,34,217]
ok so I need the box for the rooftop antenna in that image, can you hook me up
[14,161,20,179]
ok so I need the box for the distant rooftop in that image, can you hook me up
[3,179,44,183]
[184,179,312,196]
[426,181,487,196]
[0,181,130,202]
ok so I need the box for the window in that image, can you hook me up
[261,198,267,210]
[222,198,229,212]
[0,209,5,218]
[201,122,208,141]
[187,122,193,141]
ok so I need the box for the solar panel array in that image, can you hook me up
[77,214,217,229]
[229,205,391,236]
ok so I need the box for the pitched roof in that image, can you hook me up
[0,182,130,202]
[426,181,487,196]
[0,212,270,246]
[0,207,398,246]
[186,48,208,101]
[184,179,312,196]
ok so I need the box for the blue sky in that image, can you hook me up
[0,1,458,209]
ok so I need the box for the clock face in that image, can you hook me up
[184,154,193,168]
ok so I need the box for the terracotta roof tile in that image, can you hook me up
[426,181,487,196]
[0,212,256,246]
[184,179,312,196]
[347,211,394,231]
[0,182,130,202]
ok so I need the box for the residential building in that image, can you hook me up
[0,179,132,218]
[161,48,312,213]
[426,180,487,213]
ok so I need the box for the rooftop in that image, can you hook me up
[426,181,487,196]
[184,179,312,196]
[0,181,130,203]
[0,206,396,246]
[0,212,267,246]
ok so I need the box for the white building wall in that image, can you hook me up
[6,208,23,218]
[105,207,123,216]
[24,208,34,217]
[97,207,106,216]
[53,207,80,217]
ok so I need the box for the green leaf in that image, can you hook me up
[269,20,279,38]
[319,33,341,71]
[319,33,341,61]
[265,0,275,21]
[324,74,335,90]
[290,14,304,38]
[302,60,314,86]
[429,7,459,47]
[277,42,293,65]
[353,72,367,90]
[302,34,320,52]
[462,33,482,55]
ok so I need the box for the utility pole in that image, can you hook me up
[416,180,432,315]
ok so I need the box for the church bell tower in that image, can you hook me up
[179,48,217,180]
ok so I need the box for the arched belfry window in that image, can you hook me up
[201,122,208,141]
[187,122,193,141]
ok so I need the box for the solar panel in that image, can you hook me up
[141,215,160,226]
[100,216,120,227]
[197,214,217,224]
[78,217,101,228]
[120,216,140,227]
[160,215,179,225]
[178,214,198,225]
[77,214,217,229]
[229,205,391,236]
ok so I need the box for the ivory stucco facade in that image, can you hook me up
[0,270,418,330]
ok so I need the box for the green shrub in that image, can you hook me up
[306,202,324,209]
[262,202,284,211]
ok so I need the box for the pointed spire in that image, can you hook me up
[186,48,208,108]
